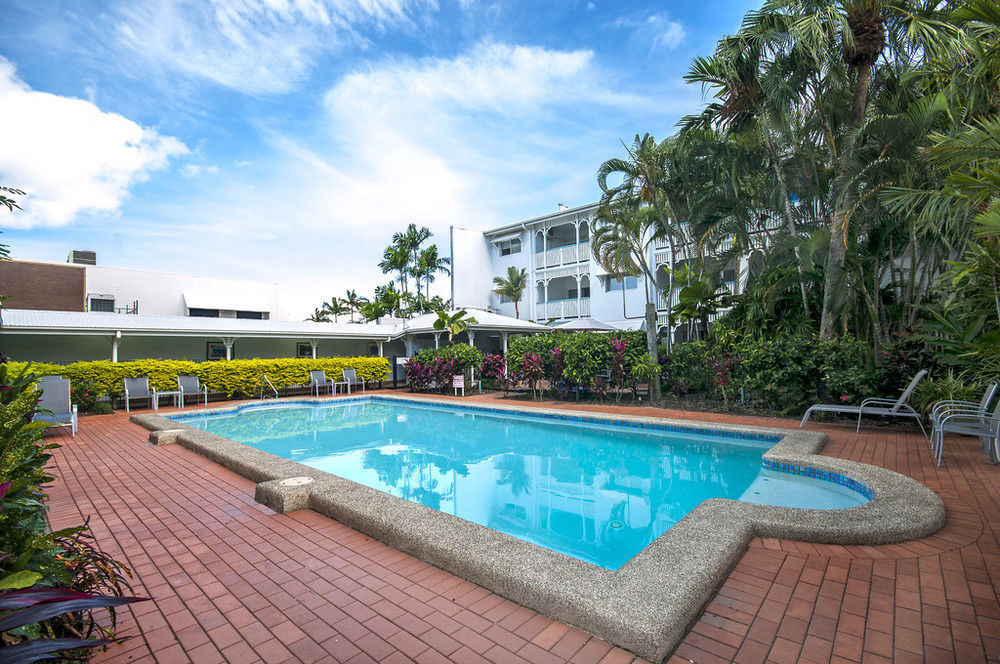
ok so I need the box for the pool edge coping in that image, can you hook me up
[131,395,945,662]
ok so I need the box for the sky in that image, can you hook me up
[0,0,761,319]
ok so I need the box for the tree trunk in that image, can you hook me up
[765,134,812,320]
[645,300,661,401]
[514,300,520,319]
[820,61,873,340]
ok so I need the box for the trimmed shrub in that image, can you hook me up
[507,331,647,391]
[412,343,483,374]
[7,357,391,398]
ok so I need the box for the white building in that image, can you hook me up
[450,202,756,341]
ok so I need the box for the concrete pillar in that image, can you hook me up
[501,331,509,354]
[222,337,235,361]
[377,341,384,357]
[309,339,318,359]
[405,335,414,355]
[434,332,441,349]
[111,331,120,363]
[467,330,476,347]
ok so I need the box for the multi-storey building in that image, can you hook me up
[451,202,758,341]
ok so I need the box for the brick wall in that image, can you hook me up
[0,260,85,311]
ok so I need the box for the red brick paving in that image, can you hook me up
[44,391,1000,663]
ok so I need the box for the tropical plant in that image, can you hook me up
[492,267,528,319]
[322,297,351,323]
[432,310,478,343]
[415,245,451,309]
[342,290,367,323]
[306,307,330,323]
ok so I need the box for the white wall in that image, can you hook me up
[450,227,492,310]
[85,266,283,319]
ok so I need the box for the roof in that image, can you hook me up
[0,309,393,340]
[482,201,600,237]
[0,308,547,340]
[553,317,618,331]
[392,310,549,336]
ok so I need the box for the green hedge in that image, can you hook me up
[7,357,391,398]
[412,343,483,374]
[507,330,647,387]
[659,334,878,414]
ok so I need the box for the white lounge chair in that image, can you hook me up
[931,383,1000,466]
[177,374,209,407]
[800,370,928,435]
[124,376,157,413]
[308,370,334,396]
[334,368,366,395]
[35,376,77,437]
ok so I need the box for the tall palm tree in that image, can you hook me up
[492,267,528,319]
[379,245,410,299]
[322,297,351,323]
[590,199,663,400]
[416,245,451,306]
[342,289,367,323]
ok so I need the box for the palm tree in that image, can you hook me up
[322,297,351,323]
[374,282,403,318]
[739,0,961,339]
[492,267,528,319]
[416,245,451,306]
[590,199,663,400]
[379,245,410,299]
[433,310,478,343]
[342,289,367,323]
[306,307,330,322]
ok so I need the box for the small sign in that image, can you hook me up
[452,375,465,388]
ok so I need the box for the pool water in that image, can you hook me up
[172,399,868,570]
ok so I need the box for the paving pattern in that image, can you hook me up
[44,391,1000,663]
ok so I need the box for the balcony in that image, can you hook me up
[535,241,590,269]
[536,297,590,320]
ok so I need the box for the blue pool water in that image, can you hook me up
[171,398,869,569]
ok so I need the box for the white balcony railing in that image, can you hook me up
[536,297,590,320]
[534,241,590,269]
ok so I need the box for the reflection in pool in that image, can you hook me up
[173,399,868,569]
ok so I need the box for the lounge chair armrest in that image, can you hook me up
[859,397,899,408]
[938,411,999,425]
[931,399,978,415]
[934,405,989,418]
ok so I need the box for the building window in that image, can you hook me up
[296,342,313,358]
[498,238,521,256]
[236,310,264,319]
[567,286,591,299]
[604,276,638,292]
[189,308,220,318]
[88,297,115,312]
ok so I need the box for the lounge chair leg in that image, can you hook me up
[856,409,864,432]
[799,409,812,428]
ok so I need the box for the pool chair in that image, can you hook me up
[930,383,1000,466]
[334,368,366,395]
[177,374,209,407]
[35,376,77,437]
[308,370,335,396]
[800,370,928,435]
[124,376,158,413]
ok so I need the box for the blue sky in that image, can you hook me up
[0,0,760,317]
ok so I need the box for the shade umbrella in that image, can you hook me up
[553,317,618,332]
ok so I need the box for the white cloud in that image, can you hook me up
[613,12,686,51]
[180,164,219,177]
[114,0,436,94]
[0,59,186,229]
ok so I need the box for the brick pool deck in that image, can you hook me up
[45,391,1000,664]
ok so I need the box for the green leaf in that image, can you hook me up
[0,570,43,590]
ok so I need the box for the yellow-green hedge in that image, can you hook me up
[7,357,391,397]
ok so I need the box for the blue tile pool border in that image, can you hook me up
[761,459,874,500]
[167,394,783,444]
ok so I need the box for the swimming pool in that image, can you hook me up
[171,397,868,569]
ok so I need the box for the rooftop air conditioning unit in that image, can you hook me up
[68,250,97,265]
